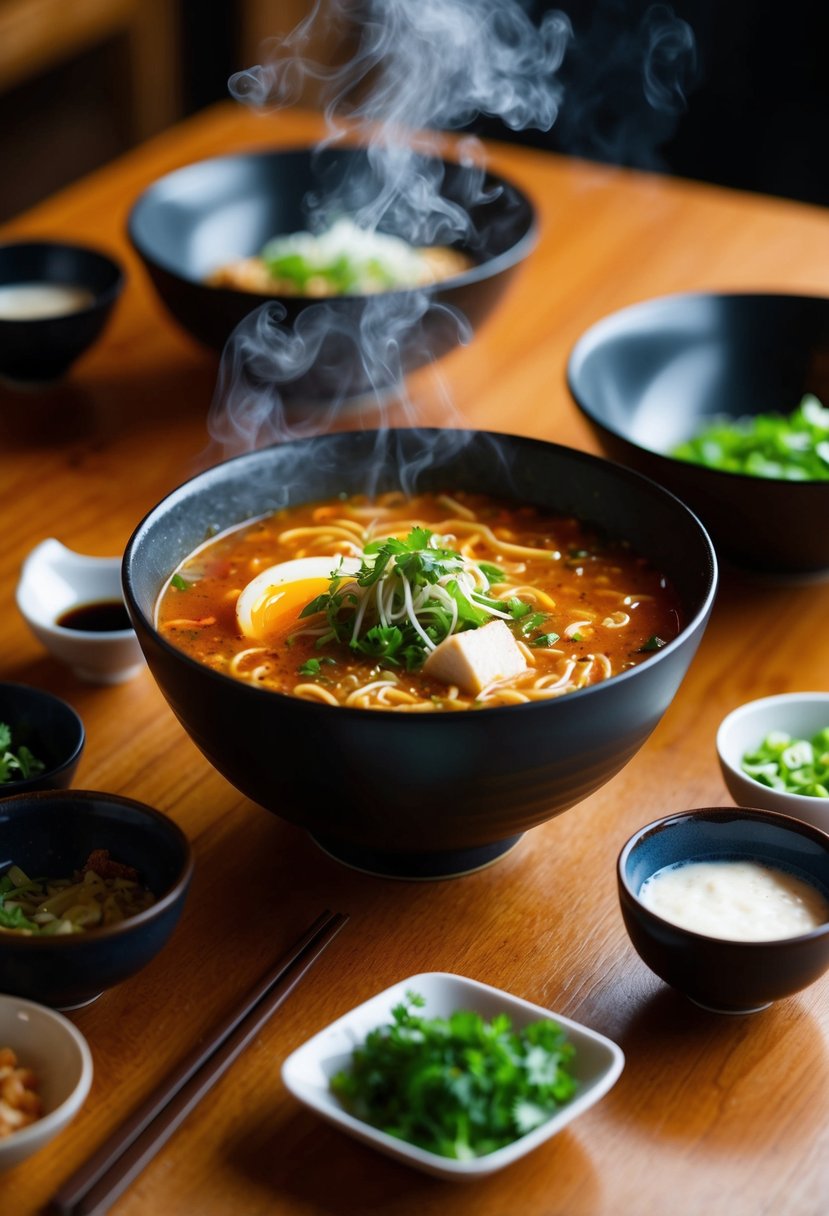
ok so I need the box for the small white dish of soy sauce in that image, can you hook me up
[16,539,144,684]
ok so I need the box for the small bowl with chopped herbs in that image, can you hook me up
[717,692,829,833]
[567,291,829,576]
[0,682,85,794]
[0,789,193,1009]
[281,972,623,1179]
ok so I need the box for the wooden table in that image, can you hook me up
[2,103,828,1216]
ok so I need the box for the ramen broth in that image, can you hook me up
[156,492,682,711]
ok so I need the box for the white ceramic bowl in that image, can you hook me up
[16,539,144,684]
[717,693,829,832]
[0,994,93,1170]
[281,972,624,1180]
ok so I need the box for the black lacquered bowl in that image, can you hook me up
[618,808,829,1014]
[0,241,123,383]
[0,791,193,1009]
[567,292,829,576]
[0,682,85,794]
[123,429,717,880]
[128,147,536,400]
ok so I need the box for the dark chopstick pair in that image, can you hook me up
[46,909,349,1216]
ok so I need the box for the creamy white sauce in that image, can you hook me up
[0,282,95,320]
[638,859,829,941]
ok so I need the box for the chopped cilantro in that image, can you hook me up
[0,723,46,784]
[330,991,577,1159]
[639,636,667,652]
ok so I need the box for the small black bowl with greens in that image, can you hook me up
[0,683,85,794]
[567,292,829,576]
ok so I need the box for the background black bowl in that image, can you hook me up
[618,807,829,1013]
[123,429,717,880]
[0,682,85,794]
[128,147,537,400]
[567,292,829,576]
[0,241,123,383]
[0,790,193,1009]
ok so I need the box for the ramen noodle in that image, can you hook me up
[157,491,682,712]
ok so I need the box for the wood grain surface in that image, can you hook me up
[1,102,828,1216]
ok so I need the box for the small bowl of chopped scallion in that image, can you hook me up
[717,692,829,832]
[281,972,623,1179]
[0,683,84,794]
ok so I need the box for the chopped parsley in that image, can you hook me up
[0,723,45,784]
[298,527,538,672]
[330,991,578,1159]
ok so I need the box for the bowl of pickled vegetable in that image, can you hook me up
[567,292,829,575]
[0,790,193,1009]
[717,693,829,833]
[281,972,624,1179]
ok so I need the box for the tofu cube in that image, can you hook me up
[423,619,527,695]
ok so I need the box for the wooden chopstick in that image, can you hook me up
[47,909,348,1216]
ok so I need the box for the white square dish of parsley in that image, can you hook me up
[281,972,624,1179]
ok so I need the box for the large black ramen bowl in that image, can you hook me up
[0,241,123,383]
[123,430,717,880]
[567,292,829,577]
[0,790,193,1009]
[128,147,536,400]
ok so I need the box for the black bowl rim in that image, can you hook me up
[127,144,539,302]
[122,427,718,722]
[567,289,829,492]
[0,788,194,948]
[0,239,125,317]
[0,682,85,792]
[617,804,829,945]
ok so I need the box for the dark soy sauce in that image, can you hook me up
[57,600,132,632]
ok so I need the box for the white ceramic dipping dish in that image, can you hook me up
[281,972,624,1180]
[16,538,144,684]
[0,994,93,1171]
[717,692,829,833]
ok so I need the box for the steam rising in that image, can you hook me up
[210,0,696,458]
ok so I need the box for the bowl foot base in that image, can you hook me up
[687,996,773,1015]
[308,832,524,880]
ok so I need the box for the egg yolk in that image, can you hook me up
[245,577,330,641]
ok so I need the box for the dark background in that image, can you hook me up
[0,0,824,224]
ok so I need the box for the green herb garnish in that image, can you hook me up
[639,636,666,652]
[298,528,536,672]
[741,727,829,798]
[297,657,337,678]
[0,723,46,784]
[170,574,189,591]
[330,991,578,1159]
[671,394,829,481]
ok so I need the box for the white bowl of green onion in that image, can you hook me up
[717,693,829,831]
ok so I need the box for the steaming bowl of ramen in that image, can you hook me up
[128,147,537,401]
[122,429,716,879]
[567,292,829,576]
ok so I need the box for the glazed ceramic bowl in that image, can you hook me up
[618,807,829,1014]
[717,692,829,832]
[0,995,93,1171]
[17,539,145,684]
[567,292,829,575]
[0,682,84,794]
[282,972,624,1180]
[128,146,536,400]
[0,240,123,383]
[123,428,717,879]
[0,790,193,1009]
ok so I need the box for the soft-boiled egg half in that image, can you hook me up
[236,556,361,642]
